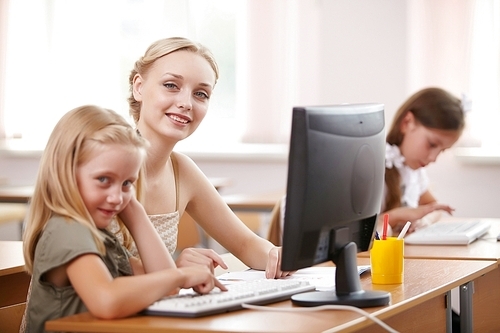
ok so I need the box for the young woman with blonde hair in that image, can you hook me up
[125,37,290,278]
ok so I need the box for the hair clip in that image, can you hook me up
[385,143,405,169]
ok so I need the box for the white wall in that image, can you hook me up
[2,0,500,220]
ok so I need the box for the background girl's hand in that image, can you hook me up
[265,247,295,279]
[407,210,445,234]
[394,204,454,234]
[176,248,228,274]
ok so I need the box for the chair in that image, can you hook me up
[177,213,202,251]
[267,196,286,246]
[0,303,27,333]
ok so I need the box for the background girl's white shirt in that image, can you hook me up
[382,144,429,212]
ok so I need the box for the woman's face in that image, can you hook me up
[132,50,216,143]
[399,112,461,170]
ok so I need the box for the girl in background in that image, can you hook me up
[125,37,290,278]
[381,87,465,235]
[22,105,224,333]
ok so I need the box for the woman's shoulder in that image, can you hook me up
[171,151,195,165]
[171,151,205,174]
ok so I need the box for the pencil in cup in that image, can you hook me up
[370,237,404,284]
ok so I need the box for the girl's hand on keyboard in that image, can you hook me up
[390,203,455,235]
[408,210,443,233]
[179,266,228,294]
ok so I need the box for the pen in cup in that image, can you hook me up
[397,221,412,239]
[375,231,380,240]
[382,214,389,240]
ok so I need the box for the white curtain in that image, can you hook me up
[468,0,500,147]
[408,0,500,148]
[239,0,322,144]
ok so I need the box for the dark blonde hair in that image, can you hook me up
[384,87,465,211]
[128,37,219,123]
[23,105,148,273]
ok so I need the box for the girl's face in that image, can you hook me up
[399,112,461,170]
[132,50,216,143]
[76,144,143,229]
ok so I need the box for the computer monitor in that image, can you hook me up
[281,103,390,307]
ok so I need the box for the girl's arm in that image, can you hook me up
[382,190,455,234]
[119,196,176,273]
[418,190,437,206]
[66,253,225,319]
[175,154,289,278]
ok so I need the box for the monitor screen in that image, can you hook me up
[281,103,390,307]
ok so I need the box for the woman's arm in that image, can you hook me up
[175,154,289,278]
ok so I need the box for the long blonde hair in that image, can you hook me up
[128,36,219,123]
[384,87,465,211]
[23,105,148,274]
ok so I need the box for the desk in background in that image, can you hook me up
[405,217,500,333]
[0,203,27,226]
[223,191,283,212]
[45,257,496,333]
[360,217,500,332]
[0,186,32,240]
[0,185,33,203]
[0,241,30,333]
[222,191,283,237]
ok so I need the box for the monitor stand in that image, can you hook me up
[291,242,390,308]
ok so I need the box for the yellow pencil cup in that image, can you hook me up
[370,237,404,284]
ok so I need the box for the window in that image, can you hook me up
[1,0,241,149]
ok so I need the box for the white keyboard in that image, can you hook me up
[144,278,315,317]
[404,219,491,245]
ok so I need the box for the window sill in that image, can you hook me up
[175,141,289,163]
[0,139,289,163]
[454,147,500,165]
[0,139,45,158]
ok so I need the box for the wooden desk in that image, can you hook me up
[360,217,500,332]
[0,180,231,250]
[45,258,496,333]
[0,179,230,204]
[0,241,30,333]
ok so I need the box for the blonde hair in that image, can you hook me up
[384,87,465,211]
[23,105,148,274]
[128,36,219,123]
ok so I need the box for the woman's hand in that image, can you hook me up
[176,248,228,274]
[265,247,295,279]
